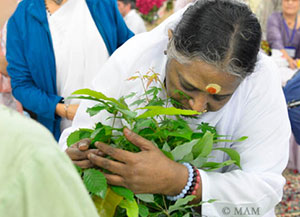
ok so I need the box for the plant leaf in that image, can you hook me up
[71,88,126,108]
[111,186,134,202]
[168,195,196,213]
[162,150,174,160]
[92,188,123,217]
[192,131,213,158]
[138,204,149,217]
[181,152,194,162]
[213,147,241,169]
[214,136,248,143]
[171,139,199,161]
[87,104,108,116]
[135,194,155,203]
[119,199,139,217]
[136,106,200,119]
[162,142,171,152]
[202,160,236,171]
[66,128,92,147]
[191,155,207,168]
[83,169,107,198]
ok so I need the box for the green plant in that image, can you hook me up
[67,71,246,217]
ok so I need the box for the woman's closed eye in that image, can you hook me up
[212,94,230,101]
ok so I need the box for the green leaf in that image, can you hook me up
[171,139,199,161]
[119,199,139,217]
[87,104,108,116]
[181,152,194,162]
[167,127,193,141]
[135,194,155,203]
[191,155,207,168]
[66,128,93,147]
[92,188,123,217]
[183,213,190,217]
[72,89,126,108]
[135,119,156,130]
[111,186,134,202]
[131,98,146,106]
[136,106,200,119]
[83,169,107,198]
[162,142,171,152]
[192,131,213,158]
[161,150,174,160]
[202,160,236,171]
[67,95,103,102]
[213,147,241,169]
[124,92,137,99]
[138,204,149,217]
[118,108,137,119]
[168,195,196,213]
[214,136,248,143]
[197,122,217,134]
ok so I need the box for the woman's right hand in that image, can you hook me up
[281,49,298,69]
[65,138,104,168]
[287,57,298,69]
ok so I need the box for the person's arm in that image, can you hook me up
[0,55,8,76]
[6,16,62,120]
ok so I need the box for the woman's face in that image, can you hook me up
[282,0,300,16]
[165,59,241,113]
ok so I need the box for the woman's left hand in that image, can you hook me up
[87,128,188,196]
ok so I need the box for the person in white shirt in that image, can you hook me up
[61,0,290,216]
[117,0,147,34]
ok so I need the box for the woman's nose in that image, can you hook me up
[188,94,208,113]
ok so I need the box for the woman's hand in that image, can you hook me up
[66,138,104,168]
[87,128,189,196]
[55,103,79,120]
[66,104,79,120]
[281,49,298,69]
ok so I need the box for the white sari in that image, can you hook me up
[48,0,109,131]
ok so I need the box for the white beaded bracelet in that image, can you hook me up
[166,162,194,201]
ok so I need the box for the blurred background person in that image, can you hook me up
[117,0,147,34]
[0,0,23,114]
[267,0,300,69]
[6,0,133,141]
[255,0,281,40]
[0,105,99,217]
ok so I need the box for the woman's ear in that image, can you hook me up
[168,29,173,41]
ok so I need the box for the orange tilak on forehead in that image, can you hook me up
[205,83,221,94]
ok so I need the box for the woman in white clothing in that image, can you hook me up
[62,0,290,216]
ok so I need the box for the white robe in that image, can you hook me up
[59,7,290,217]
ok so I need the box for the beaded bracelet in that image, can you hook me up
[166,162,194,201]
[187,166,201,196]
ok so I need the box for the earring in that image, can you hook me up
[164,50,167,55]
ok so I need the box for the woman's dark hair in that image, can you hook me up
[167,0,262,78]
